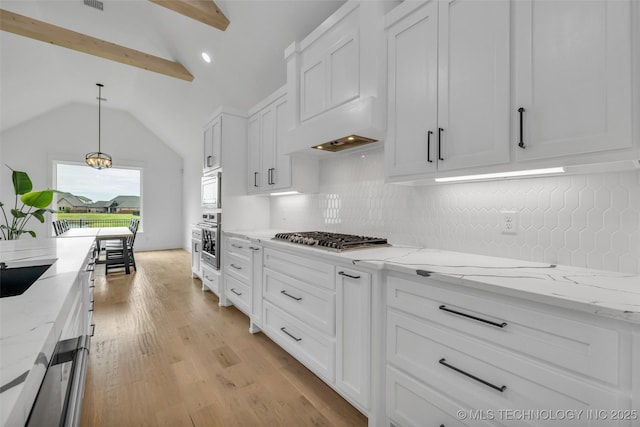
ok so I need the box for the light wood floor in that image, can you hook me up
[80,249,367,427]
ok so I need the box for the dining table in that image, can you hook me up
[58,227,134,274]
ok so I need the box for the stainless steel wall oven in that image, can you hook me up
[199,212,220,270]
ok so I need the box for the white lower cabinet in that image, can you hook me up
[222,235,263,332]
[336,268,371,411]
[385,272,633,427]
[262,247,373,415]
[201,264,220,296]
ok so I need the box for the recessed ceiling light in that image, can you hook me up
[201,52,212,63]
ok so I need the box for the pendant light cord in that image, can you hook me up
[97,83,103,153]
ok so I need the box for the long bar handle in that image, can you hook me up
[338,271,361,279]
[230,288,242,296]
[254,172,259,187]
[281,290,302,301]
[231,244,244,249]
[439,358,506,392]
[427,130,433,163]
[230,264,242,270]
[438,128,444,161]
[439,305,507,328]
[280,327,302,342]
[518,107,526,149]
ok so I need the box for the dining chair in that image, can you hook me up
[105,219,140,275]
[53,220,62,236]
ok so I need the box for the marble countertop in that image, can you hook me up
[0,237,94,427]
[225,229,640,325]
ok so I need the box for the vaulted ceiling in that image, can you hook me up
[0,0,344,158]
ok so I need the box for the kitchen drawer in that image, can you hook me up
[202,266,220,295]
[387,366,495,427]
[387,310,625,423]
[225,275,251,315]
[264,267,335,335]
[264,248,335,290]
[226,236,251,257]
[386,274,620,385]
[224,252,251,283]
[263,300,335,382]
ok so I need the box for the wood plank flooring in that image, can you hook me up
[80,249,367,427]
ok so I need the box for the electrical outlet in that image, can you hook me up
[501,210,518,234]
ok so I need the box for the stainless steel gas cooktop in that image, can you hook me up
[273,231,389,251]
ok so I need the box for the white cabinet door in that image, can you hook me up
[336,268,371,411]
[386,0,510,179]
[270,96,292,191]
[247,114,261,193]
[386,0,438,178]
[436,0,510,171]
[203,116,222,171]
[514,0,633,161]
[260,106,275,190]
[247,89,294,194]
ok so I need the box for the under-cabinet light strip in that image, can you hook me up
[434,167,565,183]
[270,191,300,196]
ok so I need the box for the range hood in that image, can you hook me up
[284,96,385,155]
[282,1,388,156]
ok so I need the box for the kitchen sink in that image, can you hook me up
[0,259,56,298]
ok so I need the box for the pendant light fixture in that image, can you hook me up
[85,83,112,169]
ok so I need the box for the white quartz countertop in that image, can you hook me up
[225,229,640,324]
[0,237,94,427]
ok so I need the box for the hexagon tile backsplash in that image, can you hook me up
[270,147,640,274]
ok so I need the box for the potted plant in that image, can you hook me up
[0,167,56,240]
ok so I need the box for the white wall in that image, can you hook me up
[0,103,184,251]
[271,147,640,274]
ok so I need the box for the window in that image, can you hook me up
[54,162,142,230]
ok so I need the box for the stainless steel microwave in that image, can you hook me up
[201,171,221,209]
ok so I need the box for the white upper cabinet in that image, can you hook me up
[247,86,316,194]
[385,0,511,181]
[203,115,222,171]
[514,0,634,162]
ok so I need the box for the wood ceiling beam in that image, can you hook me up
[0,9,194,82]
[148,0,229,31]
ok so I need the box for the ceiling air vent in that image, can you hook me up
[84,0,104,11]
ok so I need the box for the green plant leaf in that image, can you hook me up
[25,230,36,238]
[10,209,27,218]
[12,170,33,195]
[32,210,46,223]
[21,190,53,209]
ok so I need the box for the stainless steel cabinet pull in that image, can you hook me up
[280,327,302,342]
[207,155,213,167]
[89,324,95,337]
[438,128,444,161]
[230,288,242,296]
[427,130,433,163]
[268,168,275,185]
[439,358,506,392]
[254,172,259,187]
[517,107,526,149]
[249,246,260,251]
[85,263,95,272]
[281,290,302,301]
[338,271,360,279]
[89,302,94,312]
[439,305,507,328]
[231,244,243,249]
[230,264,242,270]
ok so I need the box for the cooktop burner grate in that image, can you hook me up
[273,231,389,251]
